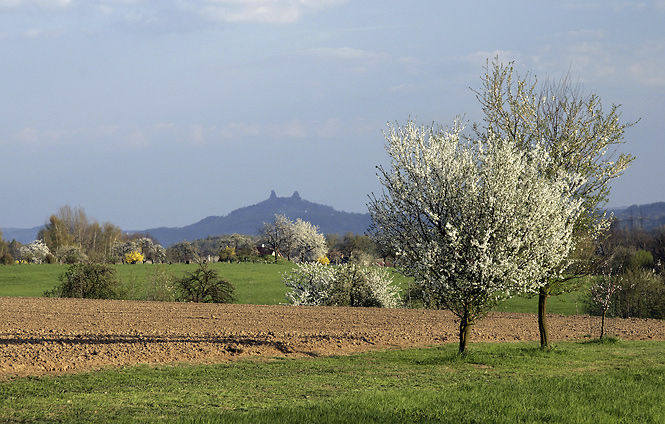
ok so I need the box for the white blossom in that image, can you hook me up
[369,120,585,351]
[283,262,400,308]
[291,218,327,263]
[19,240,51,263]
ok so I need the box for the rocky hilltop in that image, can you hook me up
[142,191,372,246]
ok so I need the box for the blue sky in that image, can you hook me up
[1,0,663,230]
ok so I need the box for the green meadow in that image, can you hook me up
[0,261,582,314]
[0,261,297,304]
[1,340,663,423]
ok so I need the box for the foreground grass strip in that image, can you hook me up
[1,341,664,423]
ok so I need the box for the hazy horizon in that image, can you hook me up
[2,190,662,233]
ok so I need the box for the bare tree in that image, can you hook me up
[259,214,295,263]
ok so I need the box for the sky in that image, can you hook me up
[1,0,664,231]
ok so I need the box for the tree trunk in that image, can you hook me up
[600,311,606,340]
[459,309,473,354]
[538,285,551,350]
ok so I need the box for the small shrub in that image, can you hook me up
[588,271,623,340]
[45,262,120,299]
[146,266,176,302]
[283,262,400,308]
[175,262,235,303]
[316,256,330,265]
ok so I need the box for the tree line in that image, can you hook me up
[0,207,382,266]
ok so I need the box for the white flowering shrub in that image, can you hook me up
[19,240,52,263]
[283,262,400,308]
[369,121,584,352]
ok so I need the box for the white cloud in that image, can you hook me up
[123,129,149,148]
[152,122,174,132]
[308,47,387,62]
[218,122,261,140]
[193,0,349,24]
[315,118,341,138]
[271,119,307,139]
[528,28,665,88]
[0,0,72,9]
[627,39,665,86]
[22,28,43,38]
[7,126,84,146]
[15,127,40,144]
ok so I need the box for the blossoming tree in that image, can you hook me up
[292,218,327,263]
[369,120,584,353]
[259,215,327,263]
[472,58,635,349]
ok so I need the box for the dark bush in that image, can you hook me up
[0,252,14,265]
[43,253,57,264]
[175,262,235,303]
[45,262,120,299]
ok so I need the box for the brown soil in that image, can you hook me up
[1,297,664,379]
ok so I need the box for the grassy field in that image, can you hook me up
[0,261,298,305]
[0,262,584,314]
[1,340,663,423]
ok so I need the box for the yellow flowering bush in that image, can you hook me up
[316,256,330,265]
[125,251,144,264]
[219,246,236,262]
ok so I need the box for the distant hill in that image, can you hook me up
[141,191,373,247]
[610,202,665,232]
[1,226,41,244]
[6,198,663,248]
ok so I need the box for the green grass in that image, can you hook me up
[0,261,298,304]
[1,340,663,423]
[0,262,586,314]
[493,290,586,316]
[0,263,62,297]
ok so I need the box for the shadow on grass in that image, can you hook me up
[388,342,571,368]
[581,335,621,345]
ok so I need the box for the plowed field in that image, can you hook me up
[2,297,664,379]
